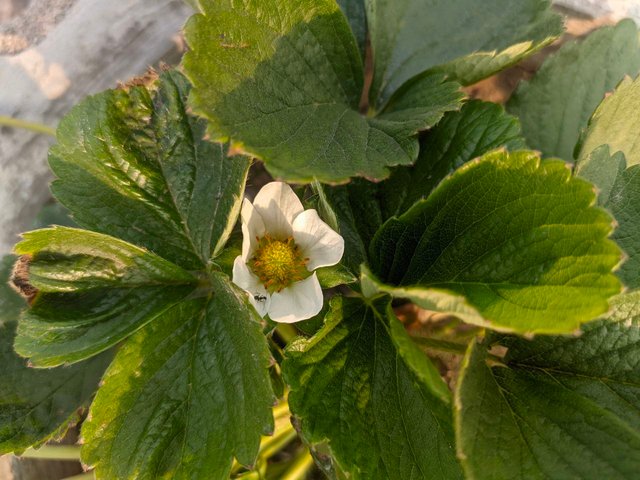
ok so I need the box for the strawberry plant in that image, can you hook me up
[1,1,640,479]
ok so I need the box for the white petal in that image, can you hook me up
[292,209,344,270]
[241,198,266,261]
[252,182,304,238]
[268,273,323,323]
[232,256,270,317]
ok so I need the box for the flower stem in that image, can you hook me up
[231,400,296,475]
[276,324,298,344]
[20,445,82,460]
[61,473,94,480]
[0,115,56,137]
[259,423,298,460]
[280,450,314,480]
[272,400,291,420]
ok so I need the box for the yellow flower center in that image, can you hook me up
[249,234,309,292]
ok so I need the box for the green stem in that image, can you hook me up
[272,400,291,420]
[259,424,297,460]
[61,473,94,480]
[20,445,81,460]
[413,336,505,364]
[411,337,469,355]
[0,115,56,137]
[231,419,297,475]
[276,324,298,344]
[280,450,314,480]
[234,471,261,480]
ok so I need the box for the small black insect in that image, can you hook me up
[254,293,268,303]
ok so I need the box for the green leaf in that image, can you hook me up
[337,0,367,59]
[573,71,640,289]
[577,145,627,206]
[13,227,197,367]
[382,100,526,216]
[50,69,250,270]
[284,295,462,480]
[456,291,640,480]
[315,263,356,289]
[366,0,563,108]
[183,0,463,183]
[315,101,524,272]
[578,146,640,288]
[82,272,275,480]
[361,265,486,327]
[369,150,621,334]
[314,178,384,274]
[0,255,110,454]
[508,19,640,161]
[577,74,640,166]
[32,202,76,229]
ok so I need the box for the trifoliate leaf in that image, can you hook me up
[577,74,640,166]
[508,19,640,161]
[50,70,250,270]
[578,146,640,288]
[183,0,463,183]
[82,272,275,480]
[456,291,640,480]
[369,150,621,334]
[284,296,462,480]
[366,0,563,108]
[13,227,197,367]
[382,100,526,216]
[0,255,110,454]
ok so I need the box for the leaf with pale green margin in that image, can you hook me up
[50,70,250,270]
[366,0,563,108]
[455,291,640,480]
[578,146,640,288]
[573,71,640,289]
[284,295,462,480]
[82,272,275,480]
[508,19,640,161]
[382,100,526,216]
[360,265,485,327]
[337,0,367,59]
[0,255,111,454]
[13,227,197,367]
[183,0,463,183]
[369,150,621,334]
[576,74,640,166]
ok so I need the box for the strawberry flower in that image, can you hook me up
[232,182,344,323]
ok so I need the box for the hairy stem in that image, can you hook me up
[280,450,315,480]
[259,424,298,460]
[231,400,296,475]
[0,115,56,137]
[20,445,81,460]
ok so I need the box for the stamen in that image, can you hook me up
[248,234,310,293]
